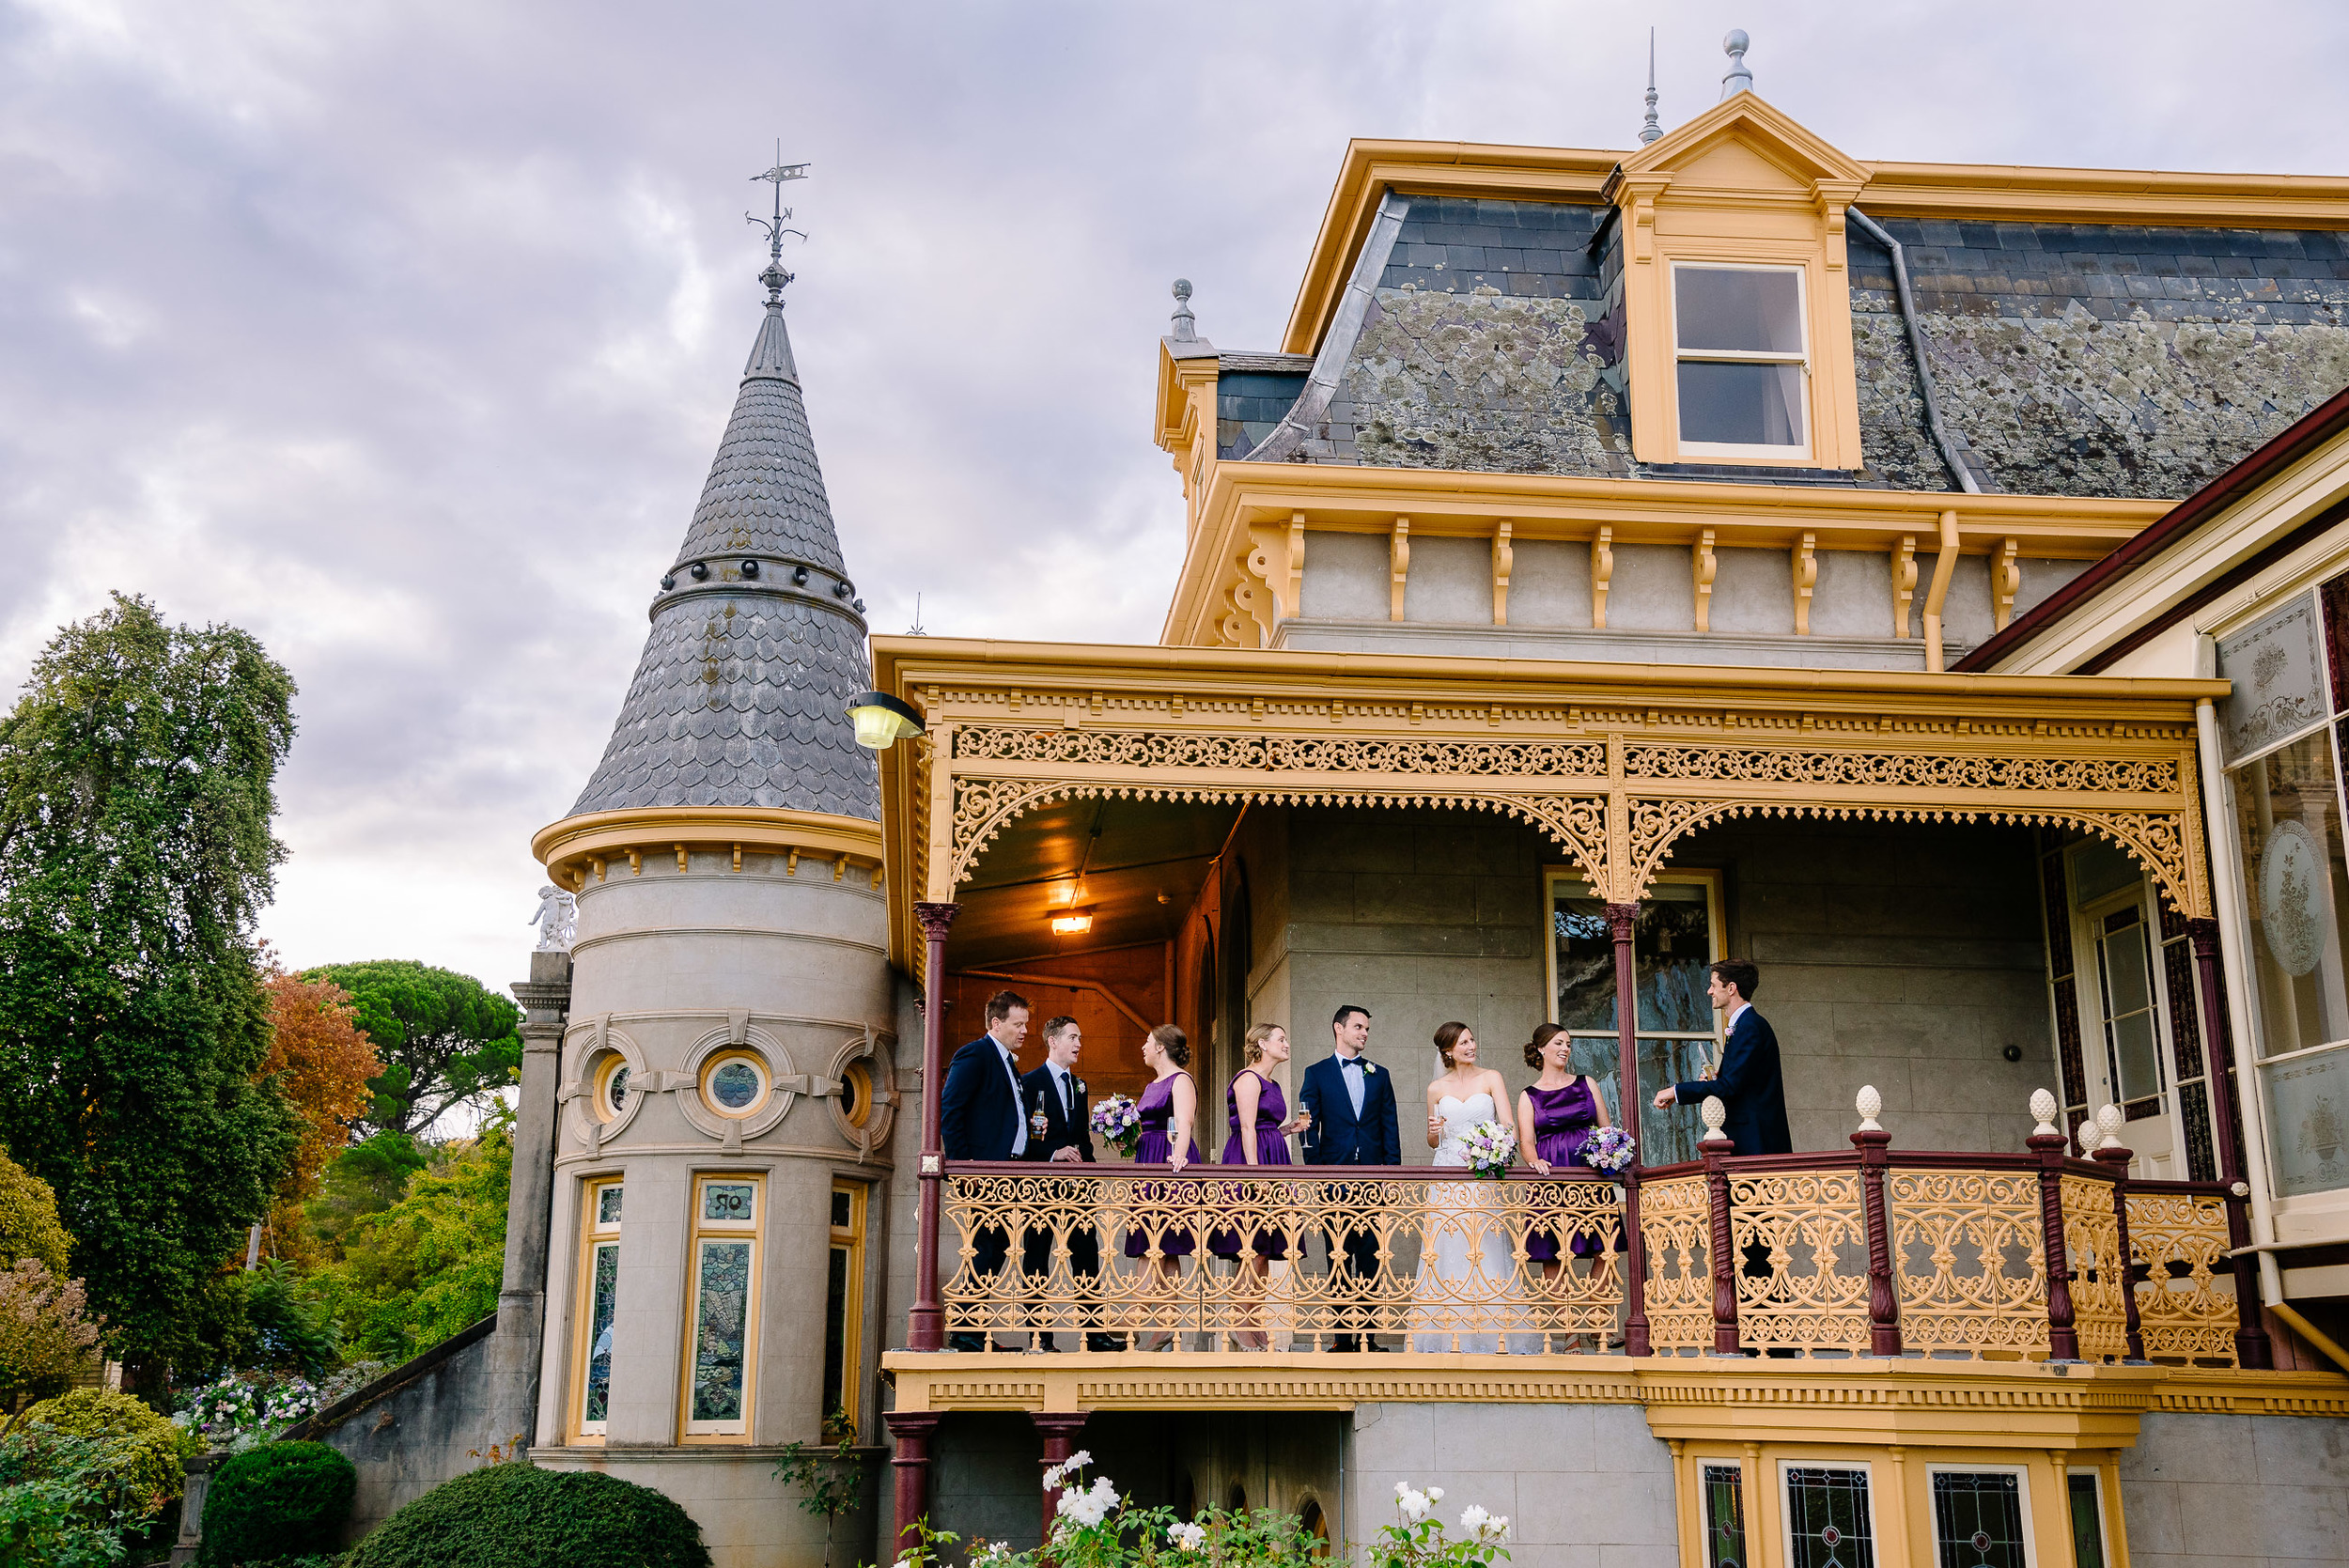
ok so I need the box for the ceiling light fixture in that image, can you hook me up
[1050,909,1095,937]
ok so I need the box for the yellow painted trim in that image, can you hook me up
[534,806,884,894]
[1281,135,2349,356]
[678,1172,765,1444]
[1159,461,2169,653]
[570,1178,625,1445]
[828,1179,869,1438]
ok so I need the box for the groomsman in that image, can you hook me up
[1299,1003,1401,1351]
[1019,1018,1123,1351]
[1652,960,1792,1156]
[939,988,1032,1351]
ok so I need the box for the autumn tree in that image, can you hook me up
[258,968,380,1266]
[303,960,521,1137]
[0,595,297,1383]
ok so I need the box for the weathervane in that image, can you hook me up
[748,141,809,303]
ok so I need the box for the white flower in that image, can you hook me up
[1066,1449,1092,1470]
[1057,1475,1119,1530]
[1484,1516,1511,1544]
[1169,1522,1207,1552]
[1394,1484,1430,1522]
[1459,1506,1488,1535]
[1427,1487,1444,1502]
[1042,1464,1067,1492]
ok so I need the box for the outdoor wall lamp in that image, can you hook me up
[846,691,924,751]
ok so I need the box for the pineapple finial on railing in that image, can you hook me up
[1855,1085,1884,1134]
[2030,1088,2061,1139]
[1701,1094,1729,1140]
[2094,1103,2126,1151]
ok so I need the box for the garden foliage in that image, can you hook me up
[197,1440,356,1566]
[0,1146,71,1274]
[344,1462,710,1568]
[304,1113,509,1361]
[0,1261,103,1415]
[303,960,521,1138]
[0,1425,161,1568]
[16,1388,183,1514]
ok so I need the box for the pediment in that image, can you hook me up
[1619,93,1870,196]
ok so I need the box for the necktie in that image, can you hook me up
[1059,1069,1074,1119]
[1003,1048,1026,1156]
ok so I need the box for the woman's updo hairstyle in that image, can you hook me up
[1433,1021,1470,1069]
[1524,1021,1566,1069]
[1148,1023,1190,1068]
[1242,1023,1281,1064]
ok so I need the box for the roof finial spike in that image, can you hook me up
[1170,278,1197,342]
[1640,27,1662,144]
[1719,28,1752,100]
[748,141,811,305]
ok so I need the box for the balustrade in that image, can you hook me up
[922,1091,2248,1365]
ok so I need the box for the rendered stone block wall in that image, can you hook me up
[2120,1411,2349,1566]
[291,1317,504,1543]
[535,1447,884,1568]
[1347,1403,1675,1568]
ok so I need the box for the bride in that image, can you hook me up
[1410,1023,1539,1354]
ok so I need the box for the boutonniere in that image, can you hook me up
[1075,1079,1086,1095]
[1361,1062,1377,1076]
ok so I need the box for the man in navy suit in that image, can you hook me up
[1019,1017,1123,1351]
[1652,959,1793,1156]
[940,989,1031,1350]
[1299,1003,1401,1350]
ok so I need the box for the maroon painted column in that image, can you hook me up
[2092,1130,2148,1362]
[886,1410,943,1558]
[1853,1124,1901,1358]
[2186,917,2274,1370]
[1608,902,1651,1357]
[910,902,959,1353]
[1700,1116,1738,1355]
[1032,1411,1092,1543]
[2030,1116,2081,1362]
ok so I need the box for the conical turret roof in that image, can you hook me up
[565,276,879,822]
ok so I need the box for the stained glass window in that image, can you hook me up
[709,1059,762,1111]
[825,1180,867,1438]
[1703,1464,1747,1568]
[704,1183,756,1223]
[2067,1472,2106,1568]
[598,1186,624,1225]
[1931,1472,2027,1568]
[583,1241,618,1427]
[690,1240,752,1422]
[1784,1467,1875,1568]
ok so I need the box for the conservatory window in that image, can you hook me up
[575,1179,622,1440]
[1928,1468,2031,1568]
[1782,1466,1875,1568]
[682,1174,760,1439]
[1673,263,1809,455]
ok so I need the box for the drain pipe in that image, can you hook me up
[1848,207,1979,496]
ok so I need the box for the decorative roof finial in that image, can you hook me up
[748,139,810,305]
[1640,27,1662,145]
[1170,278,1197,342]
[1720,28,1752,100]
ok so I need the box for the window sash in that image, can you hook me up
[1672,262,1812,454]
[682,1175,762,1438]
[1782,1465,1875,1568]
[1927,1468,2031,1568]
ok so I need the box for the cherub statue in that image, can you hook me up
[529,885,578,953]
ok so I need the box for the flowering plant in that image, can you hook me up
[1457,1120,1516,1180]
[1376,1481,1510,1568]
[1090,1095,1142,1157]
[1579,1126,1636,1174]
[171,1371,325,1452]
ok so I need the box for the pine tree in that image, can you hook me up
[0,594,299,1384]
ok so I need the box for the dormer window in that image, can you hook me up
[1672,263,1808,455]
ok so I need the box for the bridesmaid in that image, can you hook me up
[1517,1023,1614,1316]
[1123,1023,1201,1350]
[1209,1023,1311,1351]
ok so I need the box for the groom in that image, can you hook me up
[1300,1003,1401,1351]
[1653,958,1792,1155]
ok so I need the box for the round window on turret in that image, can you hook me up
[839,1060,874,1127]
[593,1055,630,1122]
[701,1052,770,1118]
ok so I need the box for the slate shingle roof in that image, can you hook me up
[565,295,880,822]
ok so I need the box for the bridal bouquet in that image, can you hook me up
[1458,1120,1517,1180]
[1580,1126,1636,1173]
[1089,1094,1142,1157]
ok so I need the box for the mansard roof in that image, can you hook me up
[564,284,879,822]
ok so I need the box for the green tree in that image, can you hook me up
[0,1149,70,1275]
[303,1132,429,1261]
[303,960,521,1137]
[306,1113,510,1361]
[0,596,298,1385]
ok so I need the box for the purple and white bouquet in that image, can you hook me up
[1458,1119,1517,1180]
[1089,1094,1142,1157]
[1580,1126,1637,1174]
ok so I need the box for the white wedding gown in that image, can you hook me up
[1409,1094,1541,1354]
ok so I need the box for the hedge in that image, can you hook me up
[344,1463,709,1568]
[200,1440,355,1565]
[18,1388,182,1514]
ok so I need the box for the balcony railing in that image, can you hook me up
[918,1094,2252,1365]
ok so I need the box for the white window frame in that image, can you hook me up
[1924,1463,2037,1568]
[1779,1459,1877,1568]
[2063,1466,2110,1568]
[1671,260,1814,461]
[680,1173,763,1440]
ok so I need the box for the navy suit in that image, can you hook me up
[1299,1052,1401,1349]
[1673,1006,1793,1157]
[939,1034,1023,1346]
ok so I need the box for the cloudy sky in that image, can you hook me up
[4,0,2346,996]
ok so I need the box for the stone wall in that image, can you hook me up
[1347,1403,1675,1568]
[2120,1410,2349,1567]
[536,1446,884,1568]
[285,1314,505,1543]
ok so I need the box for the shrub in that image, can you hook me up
[345,1463,709,1568]
[0,1427,152,1568]
[0,1262,103,1416]
[199,1440,354,1565]
[17,1388,180,1516]
[0,1149,70,1275]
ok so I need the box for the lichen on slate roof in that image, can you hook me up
[566,289,879,822]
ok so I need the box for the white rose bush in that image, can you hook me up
[888,1460,1505,1568]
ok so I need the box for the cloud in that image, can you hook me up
[2,0,2345,989]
